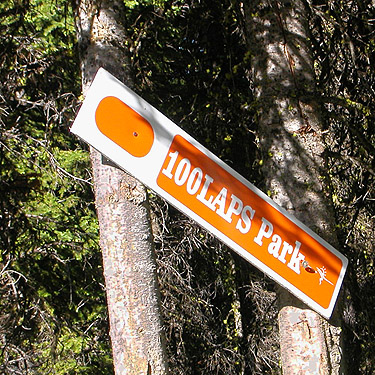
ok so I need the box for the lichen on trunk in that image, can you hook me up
[243,0,345,373]
[74,0,169,373]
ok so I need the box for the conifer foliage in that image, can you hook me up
[1,0,375,374]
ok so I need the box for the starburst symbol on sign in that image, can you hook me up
[302,261,334,286]
[316,266,334,286]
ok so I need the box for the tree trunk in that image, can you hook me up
[74,1,169,374]
[243,0,345,373]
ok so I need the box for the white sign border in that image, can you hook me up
[71,68,348,319]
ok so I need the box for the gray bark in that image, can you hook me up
[74,1,169,373]
[243,0,345,373]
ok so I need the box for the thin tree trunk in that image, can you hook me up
[243,0,345,373]
[74,1,169,373]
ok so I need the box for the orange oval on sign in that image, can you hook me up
[95,96,154,157]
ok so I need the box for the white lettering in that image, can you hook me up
[186,167,203,195]
[174,158,191,186]
[254,218,273,246]
[235,205,255,234]
[223,194,243,223]
[162,152,309,277]
[287,241,305,274]
[162,150,179,179]
[212,187,228,219]
[268,234,282,258]
[196,174,215,209]
[278,241,294,264]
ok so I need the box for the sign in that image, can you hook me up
[71,68,347,319]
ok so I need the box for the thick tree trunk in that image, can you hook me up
[74,1,169,374]
[243,0,345,373]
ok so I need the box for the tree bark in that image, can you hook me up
[74,1,169,374]
[243,0,345,373]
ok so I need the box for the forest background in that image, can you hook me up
[1,0,374,374]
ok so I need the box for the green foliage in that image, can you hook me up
[124,1,277,373]
[126,0,259,175]
[0,0,112,373]
[127,0,375,372]
[24,0,75,52]
[307,0,375,372]
[1,0,375,373]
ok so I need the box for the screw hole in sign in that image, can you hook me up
[95,96,154,157]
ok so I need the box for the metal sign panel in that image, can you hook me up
[71,68,347,319]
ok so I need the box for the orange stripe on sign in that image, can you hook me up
[157,135,343,309]
[95,96,154,157]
